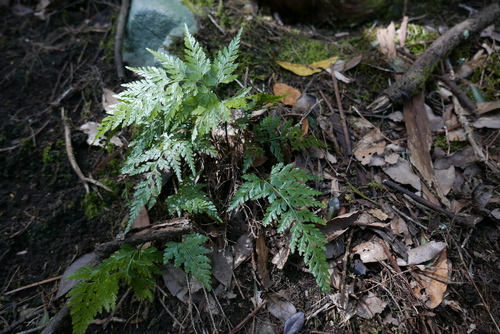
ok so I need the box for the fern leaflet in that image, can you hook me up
[164,233,212,290]
[167,181,221,222]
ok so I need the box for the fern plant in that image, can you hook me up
[76,25,332,334]
[67,245,162,334]
[228,163,330,291]
[67,237,212,334]
[98,25,250,230]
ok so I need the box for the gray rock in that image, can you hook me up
[123,0,197,67]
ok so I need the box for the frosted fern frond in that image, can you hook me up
[167,181,221,222]
[164,233,212,290]
[183,24,211,79]
[211,28,242,84]
[228,163,330,291]
[67,245,161,334]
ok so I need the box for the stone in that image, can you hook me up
[123,0,197,67]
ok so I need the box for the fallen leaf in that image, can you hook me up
[471,114,500,128]
[56,252,96,298]
[284,312,305,334]
[353,239,388,263]
[382,157,422,190]
[397,241,447,266]
[233,233,253,269]
[273,83,301,106]
[102,88,119,114]
[211,248,233,288]
[356,292,387,319]
[256,231,272,289]
[417,249,451,309]
[162,264,203,303]
[276,60,320,76]
[476,100,500,114]
[267,292,297,323]
[353,130,386,165]
[79,122,123,147]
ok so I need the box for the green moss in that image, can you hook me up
[433,135,468,151]
[82,192,104,219]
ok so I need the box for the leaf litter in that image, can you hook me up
[3,1,500,334]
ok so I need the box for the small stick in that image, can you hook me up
[115,0,130,79]
[229,300,267,334]
[3,275,63,296]
[330,64,352,156]
[61,108,113,193]
[208,13,226,35]
[382,180,475,228]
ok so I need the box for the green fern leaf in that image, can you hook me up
[229,163,330,291]
[167,181,221,222]
[183,25,211,78]
[164,233,212,290]
[211,28,242,84]
[67,245,161,334]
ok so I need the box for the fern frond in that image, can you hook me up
[183,24,211,78]
[164,233,212,290]
[67,245,161,334]
[211,28,242,84]
[289,223,330,291]
[229,163,329,291]
[167,182,221,222]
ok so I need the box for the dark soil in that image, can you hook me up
[1,1,499,334]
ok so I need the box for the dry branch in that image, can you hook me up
[368,3,500,111]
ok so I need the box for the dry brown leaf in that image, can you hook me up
[476,100,500,114]
[211,248,233,288]
[256,231,272,289]
[273,83,301,106]
[353,239,389,263]
[382,157,421,190]
[356,291,388,319]
[102,88,119,114]
[418,249,451,309]
[233,233,253,269]
[267,292,297,323]
[397,241,447,266]
[353,130,386,165]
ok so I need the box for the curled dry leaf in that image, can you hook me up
[417,249,451,309]
[211,248,233,288]
[233,233,253,269]
[397,241,447,266]
[353,130,386,165]
[382,157,421,191]
[353,239,388,263]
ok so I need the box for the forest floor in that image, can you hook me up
[1,0,499,333]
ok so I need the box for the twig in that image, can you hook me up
[330,64,352,156]
[228,300,267,334]
[103,288,131,329]
[61,108,113,193]
[115,0,130,79]
[368,3,500,110]
[208,13,226,35]
[3,275,62,296]
[0,118,51,152]
[0,307,46,334]
[382,180,475,228]
[452,96,500,174]
[157,287,184,328]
